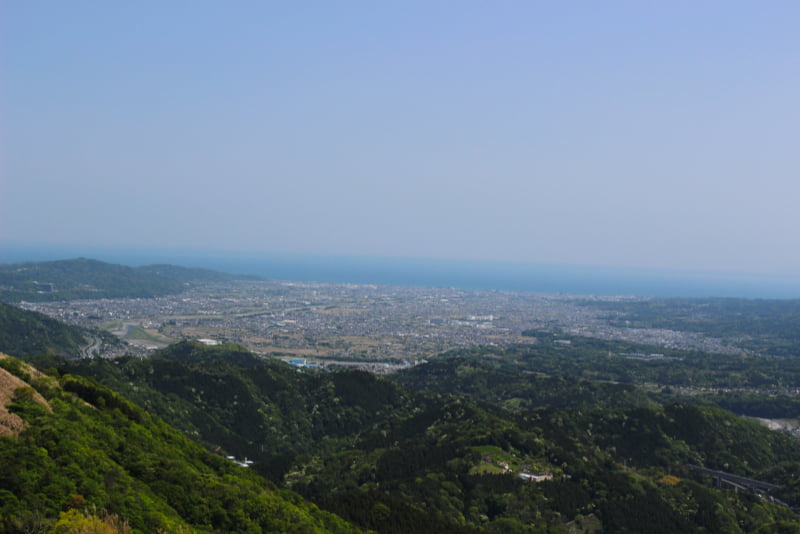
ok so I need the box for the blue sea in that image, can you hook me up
[2,244,799,299]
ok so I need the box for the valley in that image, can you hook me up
[20,279,745,364]
[4,259,800,532]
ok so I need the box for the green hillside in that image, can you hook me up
[0,355,362,533]
[393,356,652,412]
[455,334,800,393]
[61,341,420,477]
[0,302,88,358]
[60,343,800,533]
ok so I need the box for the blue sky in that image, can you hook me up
[3,1,799,277]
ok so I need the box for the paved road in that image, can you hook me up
[80,335,101,358]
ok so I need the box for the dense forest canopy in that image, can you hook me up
[0,302,88,358]
[52,342,800,533]
[0,355,362,533]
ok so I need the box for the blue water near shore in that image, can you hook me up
[3,244,800,299]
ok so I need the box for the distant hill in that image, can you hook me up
[136,263,262,283]
[0,302,88,358]
[0,258,260,302]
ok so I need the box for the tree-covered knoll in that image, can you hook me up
[0,356,363,533]
[0,258,256,302]
[0,302,88,358]
[393,356,651,412]
[535,403,800,475]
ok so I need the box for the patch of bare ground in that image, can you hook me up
[0,354,52,436]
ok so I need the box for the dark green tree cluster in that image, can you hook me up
[54,344,800,533]
[394,356,651,412]
[61,341,422,479]
[0,302,87,358]
[483,333,800,391]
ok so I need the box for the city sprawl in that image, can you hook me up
[20,279,745,368]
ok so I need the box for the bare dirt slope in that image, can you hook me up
[0,353,51,436]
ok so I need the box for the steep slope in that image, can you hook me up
[0,354,50,436]
[0,302,89,358]
[0,354,363,534]
[62,341,420,479]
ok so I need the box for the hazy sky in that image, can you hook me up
[3,2,799,275]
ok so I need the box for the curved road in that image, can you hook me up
[80,335,102,358]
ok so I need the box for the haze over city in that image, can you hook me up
[7,6,800,529]
[3,2,799,281]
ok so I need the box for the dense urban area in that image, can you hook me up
[20,279,744,367]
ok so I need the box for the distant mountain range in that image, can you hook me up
[0,258,261,302]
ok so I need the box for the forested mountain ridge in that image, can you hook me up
[58,343,800,533]
[0,258,259,302]
[61,341,422,476]
[0,353,364,533]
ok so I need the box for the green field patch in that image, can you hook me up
[124,326,172,344]
[469,463,507,475]
[471,445,505,455]
[469,445,528,475]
